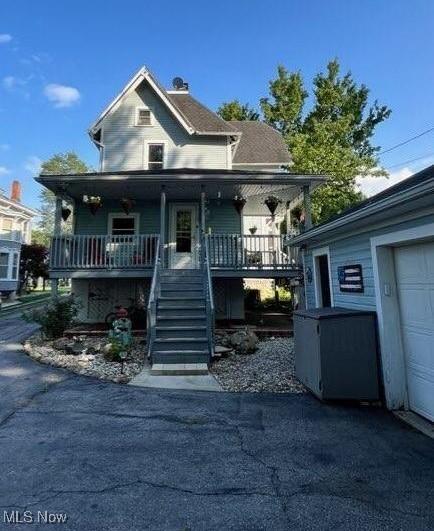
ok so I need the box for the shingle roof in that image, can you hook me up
[229,121,292,165]
[167,93,238,134]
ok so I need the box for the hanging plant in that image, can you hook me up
[233,195,246,215]
[264,195,281,217]
[61,206,71,221]
[249,226,257,235]
[84,195,102,216]
[120,198,135,215]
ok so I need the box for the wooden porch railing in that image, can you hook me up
[49,234,159,270]
[206,234,299,270]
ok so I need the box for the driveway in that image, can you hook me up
[0,318,433,530]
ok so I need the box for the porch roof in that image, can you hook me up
[36,168,326,206]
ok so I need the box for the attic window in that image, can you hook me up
[136,108,152,126]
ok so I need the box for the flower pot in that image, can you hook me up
[264,196,280,217]
[61,207,71,221]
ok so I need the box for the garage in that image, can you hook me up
[395,241,434,422]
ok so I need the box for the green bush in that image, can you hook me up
[24,296,79,339]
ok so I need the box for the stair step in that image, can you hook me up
[150,363,208,376]
[157,317,206,327]
[158,303,206,310]
[159,295,204,301]
[156,326,207,339]
[157,308,206,319]
[154,337,208,351]
[152,350,209,364]
[160,289,204,298]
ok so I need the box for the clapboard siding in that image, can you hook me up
[207,200,241,234]
[102,81,229,171]
[305,212,434,311]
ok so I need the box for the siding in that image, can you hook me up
[305,212,434,311]
[102,81,229,171]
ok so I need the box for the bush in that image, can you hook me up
[24,296,79,339]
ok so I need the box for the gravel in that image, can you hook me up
[211,337,306,393]
[24,334,146,383]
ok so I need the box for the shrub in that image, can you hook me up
[24,296,79,339]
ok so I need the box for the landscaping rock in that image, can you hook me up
[229,329,258,354]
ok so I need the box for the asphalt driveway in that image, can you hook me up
[0,317,433,530]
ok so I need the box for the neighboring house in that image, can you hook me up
[0,181,37,298]
[290,164,434,422]
[37,66,324,366]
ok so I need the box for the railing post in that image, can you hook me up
[160,187,166,268]
[302,184,312,231]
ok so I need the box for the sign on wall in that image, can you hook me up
[338,264,364,293]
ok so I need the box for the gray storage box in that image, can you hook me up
[293,307,379,401]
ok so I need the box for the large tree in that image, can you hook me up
[36,152,91,243]
[217,100,259,121]
[260,60,391,223]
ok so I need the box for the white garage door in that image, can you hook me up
[395,241,434,422]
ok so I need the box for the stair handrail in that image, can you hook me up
[146,235,161,359]
[202,233,215,357]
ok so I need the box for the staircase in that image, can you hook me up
[148,269,212,368]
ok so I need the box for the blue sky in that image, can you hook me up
[1,0,434,208]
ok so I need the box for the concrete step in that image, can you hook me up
[152,350,209,364]
[150,363,209,376]
[153,337,208,351]
[156,326,207,339]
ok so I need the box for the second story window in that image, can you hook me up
[136,108,152,126]
[148,144,164,170]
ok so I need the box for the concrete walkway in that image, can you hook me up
[0,317,433,530]
[129,364,223,391]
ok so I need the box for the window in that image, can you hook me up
[12,253,18,280]
[148,144,164,170]
[1,218,13,237]
[136,108,152,126]
[0,252,8,278]
[109,214,138,236]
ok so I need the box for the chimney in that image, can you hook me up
[11,180,21,202]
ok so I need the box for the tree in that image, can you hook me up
[260,60,391,223]
[217,100,259,121]
[19,243,49,292]
[37,152,91,239]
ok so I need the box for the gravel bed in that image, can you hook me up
[211,337,306,393]
[24,335,146,383]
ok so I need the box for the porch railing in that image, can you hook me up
[201,233,215,357]
[49,234,159,270]
[206,234,300,270]
[147,236,161,359]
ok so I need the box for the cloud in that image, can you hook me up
[0,166,10,175]
[2,75,16,89]
[44,83,80,108]
[0,143,10,151]
[24,156,42,175]
[0,34,12,44]
[356,167,413,197]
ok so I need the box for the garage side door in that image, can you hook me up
[395,242,434,422]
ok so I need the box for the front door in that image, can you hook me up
[169,203,199,269]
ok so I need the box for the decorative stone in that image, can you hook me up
[229,329,259,354]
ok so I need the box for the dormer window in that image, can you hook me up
[136,107,152,126]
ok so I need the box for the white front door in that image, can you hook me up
[169,203,199,269]
[395,241,434,422]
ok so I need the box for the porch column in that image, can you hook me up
[302,184,312,231]
[200,188,206,234]
[51,195,62,298]
[160,187,166,267]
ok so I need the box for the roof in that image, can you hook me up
[229,121,292,165]
[0,192,38,217]
[167,93,238,135]
[290,164,434,245]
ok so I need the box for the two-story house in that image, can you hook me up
[0,181,37,298]
[37,67,324,367]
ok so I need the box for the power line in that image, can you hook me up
[384,152,434,171]
[379,125,434,155]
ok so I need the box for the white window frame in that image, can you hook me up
[135,106,153,127]
[107,213,140,236]
[144,141,166,170]
[312,246,334,308]
[0,250,11,280]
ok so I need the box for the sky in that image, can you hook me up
[1,0,434,210]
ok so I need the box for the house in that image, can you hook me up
[289,164,434,422]
[36,66,325,366]
[0,181,37,299]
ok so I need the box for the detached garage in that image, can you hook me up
[290,165,434,422]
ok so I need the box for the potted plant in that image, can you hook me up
[264,195,281,217]
[249,226,257,235]
[84,195,102,215]
[61,206,71,221]
[233,195,246,214]
[120,198,135,215]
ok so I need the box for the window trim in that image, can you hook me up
[144,141,166,170]
[107,213,140,236]
[135,106,153,127]
[0,250,12,281]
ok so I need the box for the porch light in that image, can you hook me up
[61,205,71,221]
[83,195,102,215]
[232,195,246,214]
[120,198,135,215]
[264,195,281,218]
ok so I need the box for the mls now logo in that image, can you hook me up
[4,510,68,524]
